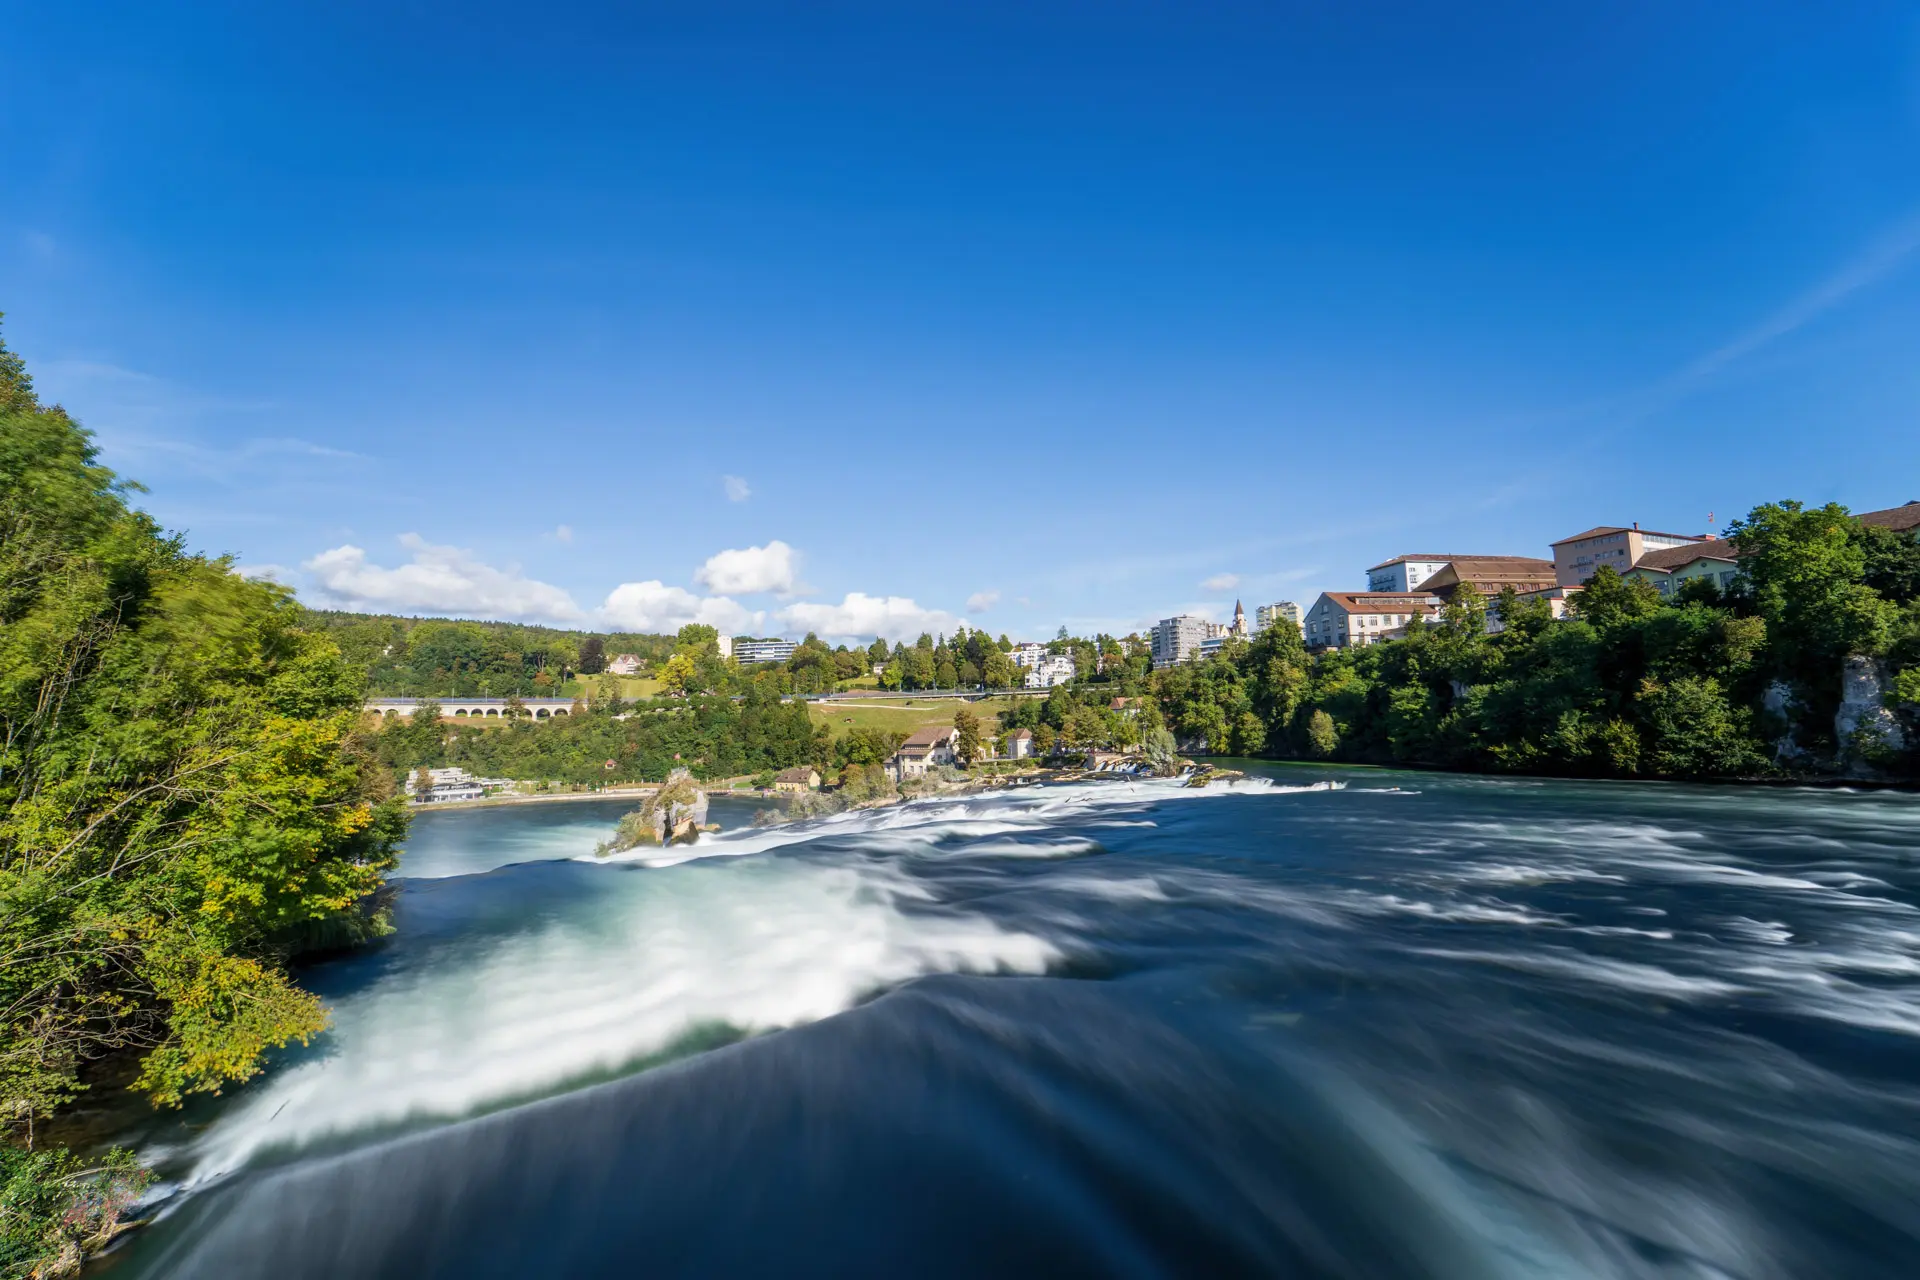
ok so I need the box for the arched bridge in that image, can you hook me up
[364,697,577,721]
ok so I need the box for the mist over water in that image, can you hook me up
[106,769,1920,1278]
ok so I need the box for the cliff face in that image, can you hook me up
[1834,657,1907,776]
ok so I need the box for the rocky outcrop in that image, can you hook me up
[1761,680,1808,766]
[598,769,711,853]
[1835,657,1905,775]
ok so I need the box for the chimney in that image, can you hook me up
[1632,521,1639,530]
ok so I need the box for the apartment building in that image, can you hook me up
[1303,592,1440,649]
[1151,615,1211,668]
[1010,642,1048,669]
[1254,601,1302,632]
[1024,654,1076,688]
[733,639,798,664]
[1551,524,1709,588]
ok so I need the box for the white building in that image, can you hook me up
[606,653,643,675]
[1254,601,1302,632]
[1024,654,1076,688]
[1198,635,1231,662]
[1006,728,1034,759]
[890,725,960,780]
[1303,592,1440,649]
[734,639,798,664]
[1010,642,1047,669]
[716,634,733,659]
[1366,556,1468,593]
[403,767,488,803]
[1151,615,1210,669]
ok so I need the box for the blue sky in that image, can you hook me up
[5,1,1919,642]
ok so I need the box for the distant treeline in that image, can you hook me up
[297,611,679,696]
[373,684,831,785]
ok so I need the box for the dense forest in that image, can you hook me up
[1,324,406,1268]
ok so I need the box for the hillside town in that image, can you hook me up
[1146,500,1920,665]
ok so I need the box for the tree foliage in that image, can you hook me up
[1,326,404,1133]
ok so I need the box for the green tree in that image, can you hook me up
[953,708,983,765]
[1306,709,1339,758]
[1,335,404,1136]
[1570,566,1663,628]
[577,635,606,674]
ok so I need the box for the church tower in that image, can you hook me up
[1231,600,1248,636]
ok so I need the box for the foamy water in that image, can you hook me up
[115,767,1920,1280]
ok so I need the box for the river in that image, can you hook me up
[99,766,1920,1278]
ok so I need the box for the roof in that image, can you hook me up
[899,725,957,749]
[1859,501,1920,533]
[1315,592,1442,615]
[1009,727,1033,739]
[774,766,817,782]
[1415,558,1557,596]
[1366,553,1481,571]
[1630,539,1741,573]
[1550,526,1708,546]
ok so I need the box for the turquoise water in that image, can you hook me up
[105,767,1920,1277]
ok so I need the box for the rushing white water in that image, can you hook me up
[180,857,1053,1183]
[175,774,1322,1186]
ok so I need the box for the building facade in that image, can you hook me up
[606,653,643,675]
[1151,615,1211,669]
[1010,642,1047,669]
[1024,654,1076,688]
[1303,592,1440,649]
[1366,556,1464,593]
[772,766,821,793]
[1412,556,1558,602]
[733,639,798,664]
[1550,525,1709,588]
[1621,540,1742,596]
[1254,601,1302,632]
[890,725,960,780]
[404,767,489,803]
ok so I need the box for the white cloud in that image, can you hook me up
[1201,573,1240,592]
[553,524,574,544]
[723,474,752,503]
[694,540,797,595]
[777,592,959,644]
[965,590,1000,614]
[597,581,761,635]
[303,534,583,622]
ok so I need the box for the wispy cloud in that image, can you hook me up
[722,474,752,503]
[965,589,1000,613]
[1674,212,1920,388]
[1200,572,1240,593]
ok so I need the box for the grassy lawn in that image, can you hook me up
[809,696,1029,737]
